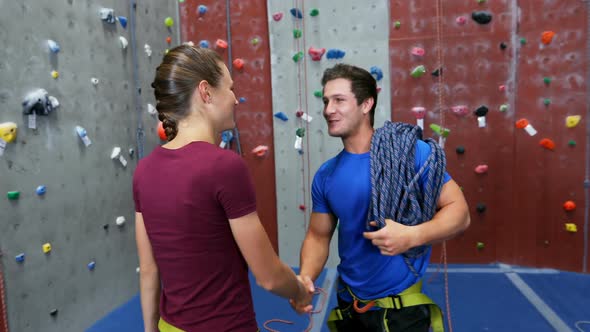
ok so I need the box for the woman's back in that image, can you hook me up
[133,141,258,331]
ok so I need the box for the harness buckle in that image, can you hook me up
[390,295,404,310]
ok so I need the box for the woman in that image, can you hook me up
[133,45,313,332]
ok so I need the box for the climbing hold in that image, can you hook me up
[290,8,303,19]
[164,17,174,28]
[166,36,172,44]
[566,115,581,128]
[233,58,245,70]
[471,11,492,25]
[7,191,20,200]
[117,16,127,29]
[47,40,60,53]
[99,8,116,24]
[474,164,488,174]
[370,66,383,81]
[429,124,450,137]
[563,200,576,211]
[111,147,128,167]
[411,47,425,57]
[411,65,426,78]
[0,122,17,143]
[544,77,551,85]
[500,42,507,50]
[198,5,208,15]
[294,128,305,150]
[216,39,228,49]
[477,0,486,3]
[543,98,551,106]
[292,51,304,62]
[310,8,319,17]
[129,148,135,157]
[42,243,52,254]
[394,21,401,29]
[411,107,426,130]
[239,97,246,103]
[76,126,92,147]
[252,145,269,157]
[50,70,59,79]
[88,261,96,270]
[296,111,313,123]
[431,67,443,77]
[91,77,99,85]
[476,203,486,213]
[299,205,306,211]
[515,119,537,136]
[314,90,323,98]
[456,146,465,154]
[326,49,346,59]
[541,31,555,45]
[476,242,485,250]
[456,16,467,25]
[157,122,166,140]
[568,140,577,147]
[165,49,169,55]
[116,216,126,226]
[499,104,508,112]
[293,29,302,39]
[15,253,25,263]
[274,112,289,121]
[520,37,527,45]
[219,130,234,148]
[272,12,283,21]
[251,37,260,46]
[308,47,326,61]
[499,85,506,92]
[183,41,194,47]
[119,36,128,49]
[539,138,555,150]
[565,223,577,233]
[377,86,382,93]
[50,309,58,317]
[147,103,157,115]
[144,44,152,57]
[199,40,209,48]
[22,89,59,116]
[36,185,47,196]
[474,106,488,117]
[296,128,305,137]
[451,105,469,116]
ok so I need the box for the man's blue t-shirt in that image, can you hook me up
[311,140,451,301]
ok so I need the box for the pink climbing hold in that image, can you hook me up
[411,47,425,57]
[308,47,326,61]
[474,164,489,174]
[216,39,228,49]
[451,105,469,116]
[499,85,506,92]
[456,16,467,25]
[252,145,269,157]
[272,12,283,21]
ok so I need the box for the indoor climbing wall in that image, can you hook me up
[267,0,393,267]
[0,1,175,331]
[389,0,589,272]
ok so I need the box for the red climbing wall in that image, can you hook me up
[390,1,589,272]
[180,1,279,252]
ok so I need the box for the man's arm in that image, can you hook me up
[363,179,470,255]
[299,212,338,282]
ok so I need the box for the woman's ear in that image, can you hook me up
[197,80,211,103]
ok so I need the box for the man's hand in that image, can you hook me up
[362,219,418,256]
[289,275,315,314]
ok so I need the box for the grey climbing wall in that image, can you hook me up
[0,0,176,331]
[267,0,392,267]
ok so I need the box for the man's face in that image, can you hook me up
[322,78,365,138]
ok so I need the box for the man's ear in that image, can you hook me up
[362,97,375,115]
[197,80,211,103]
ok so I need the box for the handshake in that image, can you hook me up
[289,275,316,314]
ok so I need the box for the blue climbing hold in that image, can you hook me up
[370,66,383,81]
[199,40,210,48]
[88,261,96,271]
[36,185,47,196]
[239,97,246,103]
[117,16,127,29]
[15,253,25,263]
[47,40,60,53]
[221,130,234,143]
[326,49,346,59]
[198,5,208,15]
[274,112,289,121]
[290,8,303,19]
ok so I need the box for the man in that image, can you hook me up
[294,64,470,331]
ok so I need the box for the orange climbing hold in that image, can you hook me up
[166,36,172,44]
[215,39,228,49]
[233,58,244,70]
[539,138,555,150]
[563,200,576,211]
[515,118,529,129]
[157,121,167,141]
[251,145,268,157]
[541,31,555,45]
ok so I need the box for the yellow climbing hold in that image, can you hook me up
[565,223,577,233]
[566,115,581,128]
[51,70,59,79]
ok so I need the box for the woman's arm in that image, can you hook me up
[135,212,161,332]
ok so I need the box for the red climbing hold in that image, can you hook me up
[157,122,166,141]
[539,138,555,150]
[563,200,576,211]
[308,47,326,61]
[233,58,245,70]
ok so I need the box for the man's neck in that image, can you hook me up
[342,126,374,154]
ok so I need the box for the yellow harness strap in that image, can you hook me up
[327,280,444,332]
[158,318,186,332]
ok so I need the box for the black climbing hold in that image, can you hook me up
[476,203,486,213]
[500,42,507,50]
[472,11,493,25]
[431,67,443,77]
[456,146,465,154]
[103,224,109,230]
[474,106,489,117]
[50,309,58,316]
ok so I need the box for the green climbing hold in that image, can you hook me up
[477,242,485,250]
[477,0,486,3]
[7,191,20,200]
[520,37,527,45]
[411,65,426,78]
[394,21,401,29]
[544,98,551,106]
[456,146,465,154]
[178,0,185,3]
[568,140,577,147]
[543,77,551,85]
[251,37,260,46]
[293,29,302,39]
[499,104,508,112]
[310,8,319,17]
[164,17,174,28]
[314,90,323,98]
[296,128,305,137]
[292,51,304,62]
[429,124,450,138]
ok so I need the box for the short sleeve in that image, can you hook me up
[216,153,258,219]
[414,140,451,191]
[132,168,142,213]
[312,167,332,214]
